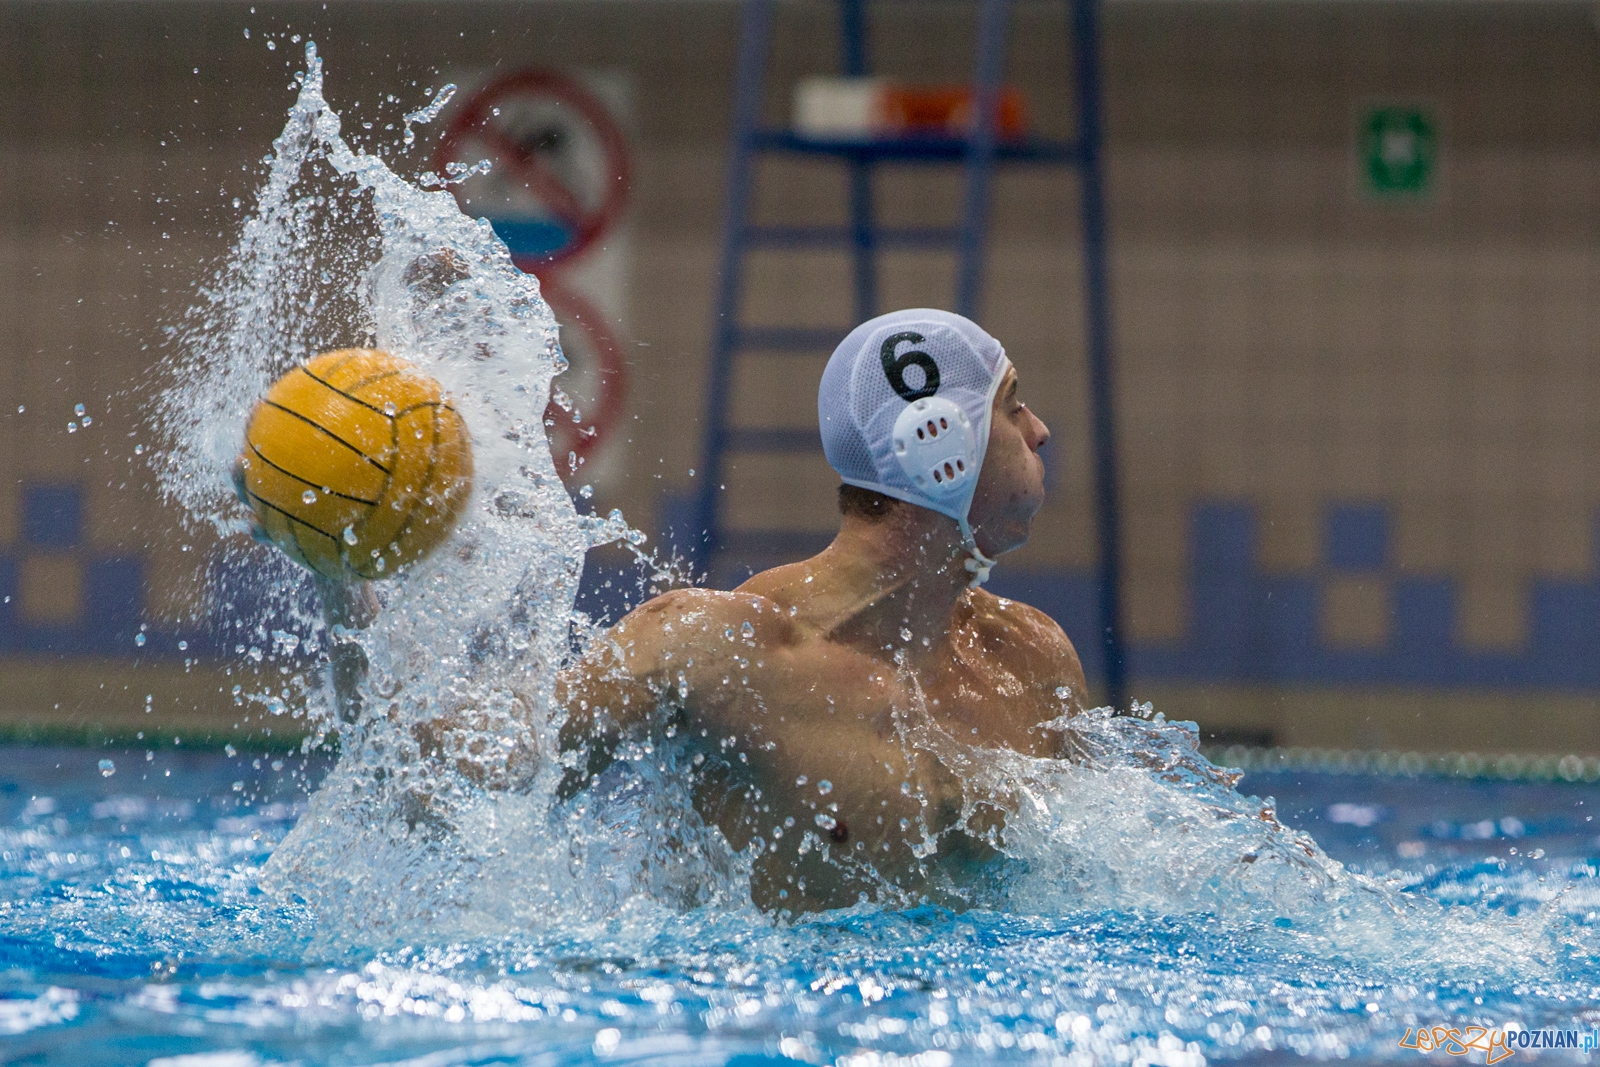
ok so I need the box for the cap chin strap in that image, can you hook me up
[954,351,1009,590]
[957,517,996,589]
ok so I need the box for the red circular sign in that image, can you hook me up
[540,276,627,469]
[434,70,631,270]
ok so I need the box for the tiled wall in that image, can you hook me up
[3,1,1599,716]
[995,499,1600,690]
[0,483,142,653]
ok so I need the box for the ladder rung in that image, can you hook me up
[749,128,1084,166]
[746,225,961,250]
[725,429,816,452]
[733,326,847,352]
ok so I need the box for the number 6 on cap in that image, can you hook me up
[879,332,942,401]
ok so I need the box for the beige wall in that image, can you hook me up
[3,0,1599,744]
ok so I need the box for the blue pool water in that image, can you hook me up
[3,740,1598,1066]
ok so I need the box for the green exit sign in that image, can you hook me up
[1361,107,1437,197]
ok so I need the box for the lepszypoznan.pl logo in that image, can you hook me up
[1399,1024,1599,1063]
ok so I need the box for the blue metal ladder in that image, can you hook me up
[691,0,1127,707]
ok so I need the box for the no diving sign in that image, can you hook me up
[433,69,632,474]
[435,70,631,268]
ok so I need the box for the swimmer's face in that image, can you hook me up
[968,366,1050,556]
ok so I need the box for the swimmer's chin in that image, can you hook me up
[973,518,1034,560]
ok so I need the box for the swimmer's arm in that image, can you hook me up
[312,572,378,724]
[554,589,733,794]
[554,631,662,792]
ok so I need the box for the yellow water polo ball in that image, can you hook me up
[237,348,473,580]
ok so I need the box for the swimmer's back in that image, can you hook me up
[556,557,1086,909]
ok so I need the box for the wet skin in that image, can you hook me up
[556,367,1088,912]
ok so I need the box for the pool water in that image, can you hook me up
[3,741,1598,1066]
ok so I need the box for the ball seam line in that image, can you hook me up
[248,441,382,507]
[378,404,441,570]
[296,365,443,436]
[393,400,445,419]
[344,368,405,393]
[368,399,407,572]
[318,350,362,380]
[242,487,343,545]
[300,364,403,416]
[261,399,393,475]
[291,519,331,573]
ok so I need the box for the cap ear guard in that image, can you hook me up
[892,396,978,499]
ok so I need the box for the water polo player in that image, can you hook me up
[557,309,1087,911]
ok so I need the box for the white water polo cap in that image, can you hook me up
[819,309,1012,579]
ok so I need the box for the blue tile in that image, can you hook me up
[1187,505,1262,679]
[1528,579,1600,689]
[911,500,1600,691]
[24,493,1600,692]
[1257,576,1319,678]
[0,554,15,650]
[85,557,143,649]
[22,484,83,549]
[1326,503,1388,571]
[577,558,652,627]
[1390,577,1456,682]
[1192,502,1255,572]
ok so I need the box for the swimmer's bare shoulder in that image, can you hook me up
[943,589,1089,762]
[554,586,797,786]
[968,588,1088,712]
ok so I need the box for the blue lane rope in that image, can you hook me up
[1206,744,1600,784]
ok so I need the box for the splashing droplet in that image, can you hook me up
[818,780,833,796]
[302,489,317,504]
[343,525,358,545]
[98,759,116,777]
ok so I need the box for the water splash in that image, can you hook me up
[152,43,715,947]
[899,700,1590,979]
[403,83,456,148]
